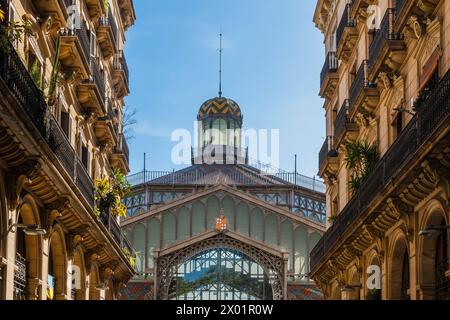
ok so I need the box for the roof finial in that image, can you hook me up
[218,32,223,98]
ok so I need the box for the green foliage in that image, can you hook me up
[328,215,337,224]
[94,168,131,218]
[176,267,267,299]
[345,140,379,193]
[47,34,62,106]
[0,6,5,21]
[122,248,138,269]
[103,0,109,16]
[0,20,33,50]
[30,59,41,89]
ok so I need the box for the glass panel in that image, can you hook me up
[207,196,220,231]
[222,196,235,231]
[163,213,176,248]
[192,202,206,235]
[147,218,160,269]
[250,208,264,242]
[178,207,190,241]
[236,203,249,236]
[264,214,278,247]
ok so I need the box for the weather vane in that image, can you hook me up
[218,33,223,98]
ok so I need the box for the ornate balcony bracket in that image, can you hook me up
[7,158,41,211]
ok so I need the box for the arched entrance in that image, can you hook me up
[48,227,67,300]
[420,209,449,300]
[154,231,288,300]
[389,233,410,300]
[15,196,43,300]
[172,248,272,300]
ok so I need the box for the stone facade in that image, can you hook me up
[313,0,450,299]
[0,0,136,300]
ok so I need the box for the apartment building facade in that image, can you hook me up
[312,0,450,299]
[0,0,136,300]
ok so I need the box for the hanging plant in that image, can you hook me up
[328,215,337,224]
[345,140,379,193]
[94,167,131,218]
[0,6,5,21]
[30,59,42,89]
[47,33,62,107]
[122,248,138,269]
[103,0,109,17]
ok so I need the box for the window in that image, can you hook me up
[81,144,89,170]
[395,111,403,138]
[27,52,42,89]
[60,111,71,141]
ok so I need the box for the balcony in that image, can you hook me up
[77,59,106,114]
[0,36,134,255]
[117,0,136,30]
[111,134,130,174]
[349,0,371,21]
[32,0,68,33]
[336,3,357,62]
[334,99,358,148]
[59,23,91,80]
[97,9,119,59]
[349,60,379,117]
[311,67,450,271]
[94,99,118,146]
[99,209,133,254]
[112,52,130,99]
[85,0,105,20]
[368,8,405,82]
[319,52,339,98]
[318,136,339,177]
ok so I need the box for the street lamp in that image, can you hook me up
[341,285,362,293]
[419,225,450,237]
[7,223,47,236]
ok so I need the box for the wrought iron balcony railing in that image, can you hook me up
[368,8,404,70]
[99,209,134,254]
[335,99,352,140]
[13,253,28,300]
[319,136,338,171]
[99,8,118,44]
[349,60,371,108]
[336,3,356,48]
[115,133,130,165]
[113,51,130,84]
[87,58,106,108]
[310,67,450,270]
[0,28,132,261]
[320,51,338,89]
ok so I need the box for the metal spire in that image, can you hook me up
[218,33,223,97]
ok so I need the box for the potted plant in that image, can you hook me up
[94,167,131,219]
[345,140,379,193]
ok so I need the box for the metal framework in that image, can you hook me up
[154,232,288,300]
[173,248,271,300]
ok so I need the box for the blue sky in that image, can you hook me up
[124,0,325,178]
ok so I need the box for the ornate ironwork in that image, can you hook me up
[369,8,404,70]
[311,68,450,269]
[349,60,370,108]
[320,52,338,88]
[436,258,450,300]
[13,253,28,300]
[335,99,352,140]
[336,3,356,48]
[155,233,286,300]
